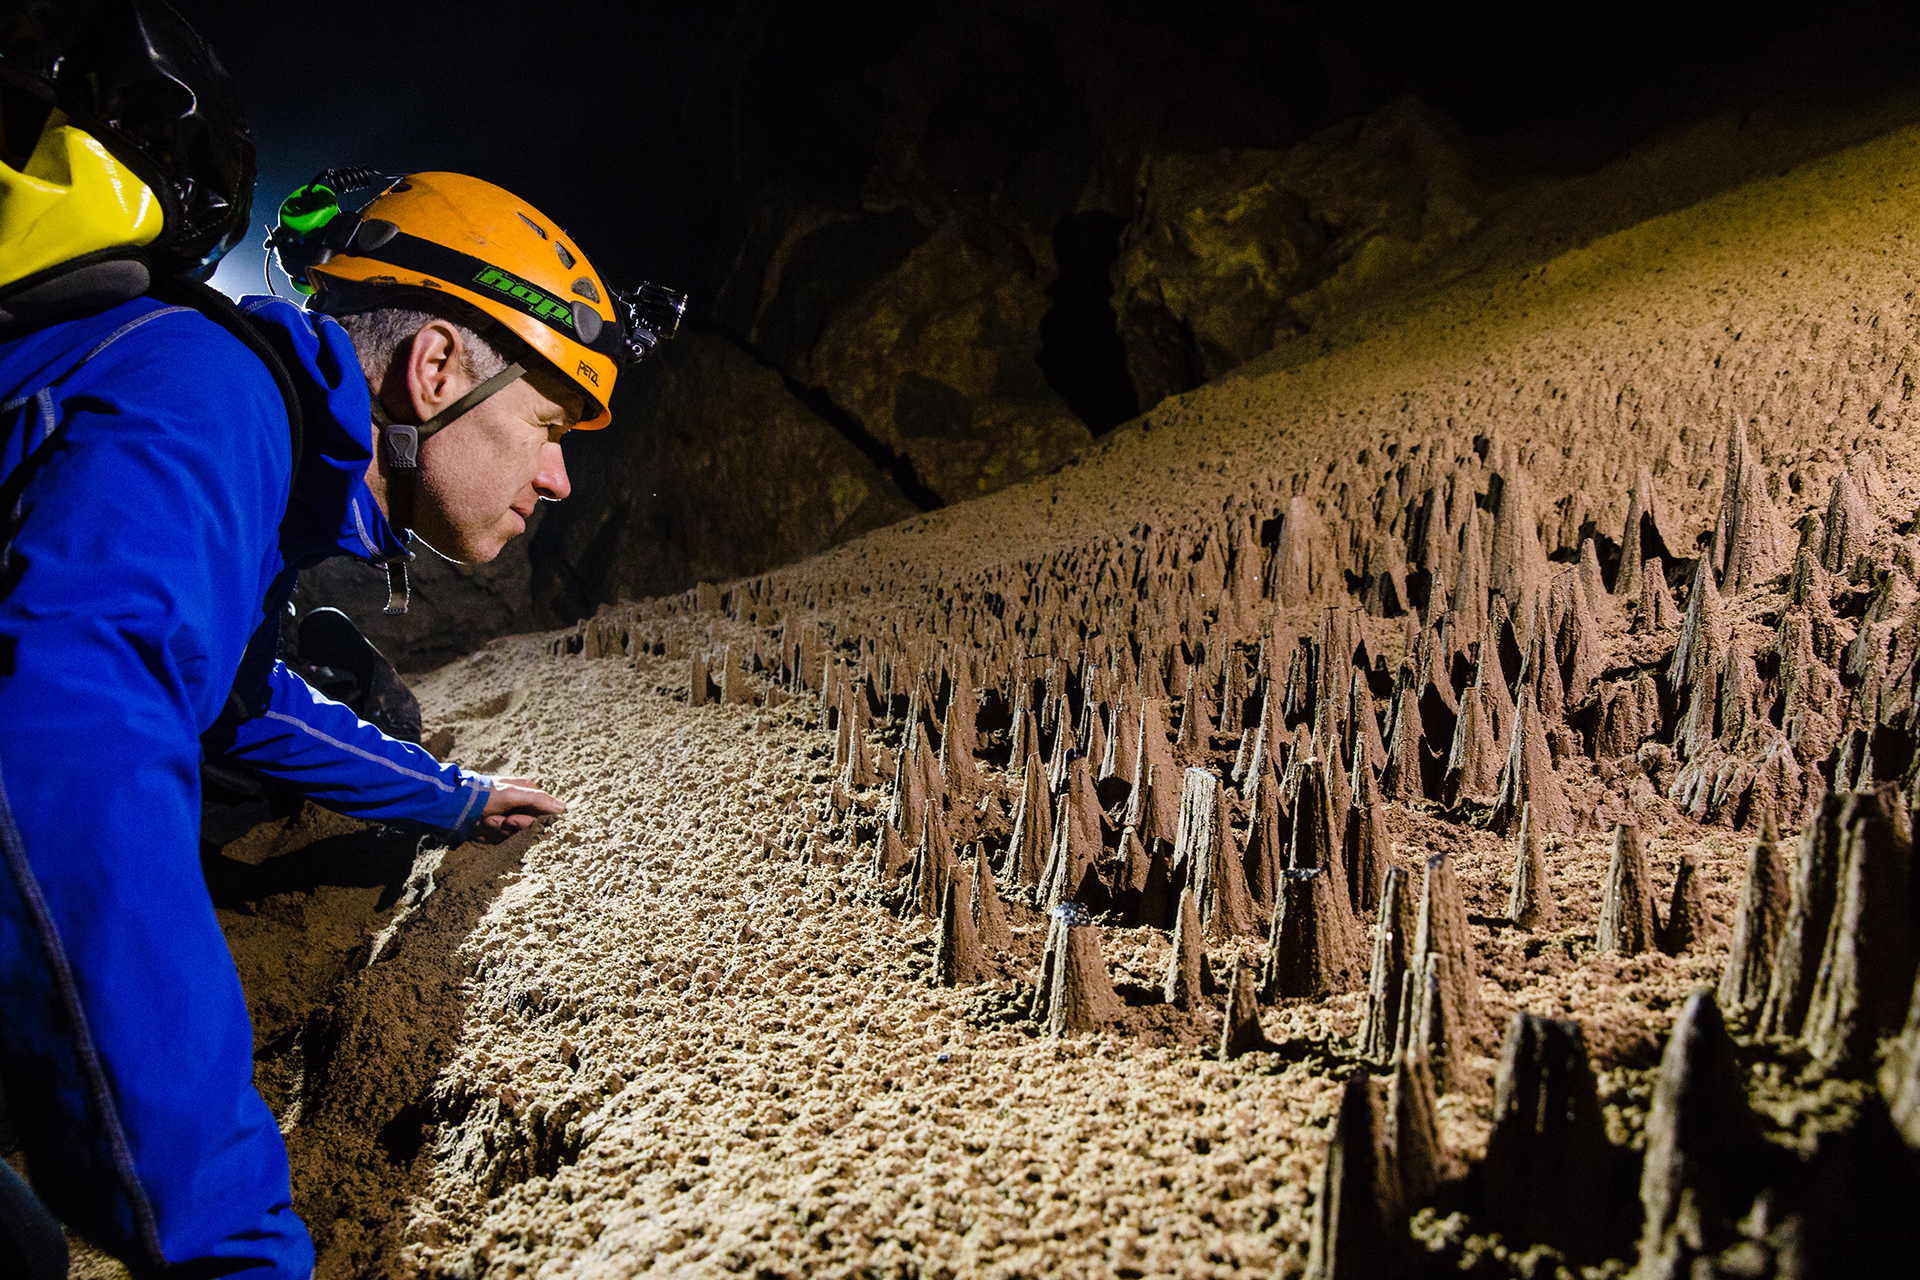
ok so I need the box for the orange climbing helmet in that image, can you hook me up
[272,170,684,430]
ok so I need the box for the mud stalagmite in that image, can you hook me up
[1504,802,1552,929]
[1176,766,1259,938]
[1660,850,1711,955]
[1637,992,1767,1280]
[1599,821,1660,956]
[969,841,1012,950]
[1385,1048,1443,1209]
[1305,1075,1403,1280]
[1243,760,1286,917]
[1802,794,1917,1070]
[1163,887,1213,1009]
[1411,852,1480,1033]
[1491,687,1569,835]
[1759,795,1850,1039]
[932,869,982,985]
[1040,757,1107,909]
[1719,812,1790,1019]
[1480,1013,1614,1262]
[1047,918,1125,1037]
[1218,954,1271,1060]
[1006,752,1051,886]
[1263,867,1358,999]
[1359,864,1417,1063]
[1287,757,1357,945]
[1379,671,1430,806]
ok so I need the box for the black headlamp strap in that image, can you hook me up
[382,360,527,468]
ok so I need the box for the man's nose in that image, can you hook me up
[535,439,570,501]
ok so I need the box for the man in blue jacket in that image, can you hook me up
[0,3,675,1275]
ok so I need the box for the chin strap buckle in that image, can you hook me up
[384,423,419,468]
[383,558,410,615]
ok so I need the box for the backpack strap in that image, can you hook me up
[0,275,309,606]
[145,276,304,477]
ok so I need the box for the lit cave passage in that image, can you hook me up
[144,3,1920,1277]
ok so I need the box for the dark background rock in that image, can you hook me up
[526,333,920,631]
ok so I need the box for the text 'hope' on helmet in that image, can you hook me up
[303,172,631,430]
[0,0,255,284]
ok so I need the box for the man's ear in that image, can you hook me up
[400,320,472,423]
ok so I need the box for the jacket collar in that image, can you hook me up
[238,295,410,569]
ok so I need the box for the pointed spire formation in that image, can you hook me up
[1802,794,1915,1070]
[969,841,1012,951]
[1217,954,1271,1060]
[1659,851,1710,955]
[1046,916,1125,1037]
[1263,866,1360,999]
[1401,851,1482,1089]
[1163,888,1214,1010]
[870,818,909,880]
[1386,1047,1443,1209]
[905,806,956,920]
[1489,458,1552,616]
[1243,759,1285,919]
[1305,1075,1406,1280]
[1479,1014,1612,1263]
[1822,465,1873,573]
[1006,753,1052,887]
[1380,669,1431,804]
[938,665,979,791]
[1175,766,1260,939]
[1442,679,1502,807]
[1359,865,1417,1063]
[1711,414,1790,593]
[1638,992,1767,1280]
[1718,812,1788,1019]
[841,684,878,788]
[1346,670,1387,778]
[1130,699,1181,847]
[933,868,982,986]
[1504,802,1553,930]
[1040,756,1107,910]
[690,648,711,707]
[1617,464,1673,602]
[1634,555,1680,632]
[1342,757,1389,913]
[1598,821,1659,956]
[1491,687,1570,835]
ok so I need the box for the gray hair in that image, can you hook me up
[333,306,510,392]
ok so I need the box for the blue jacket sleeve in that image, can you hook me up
[220,661,492,839]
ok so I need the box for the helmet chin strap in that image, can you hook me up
[382,360,527,468]
[375,359,528,614]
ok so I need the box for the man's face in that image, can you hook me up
[409,368,580,564]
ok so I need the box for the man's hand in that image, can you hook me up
[477,776,567,839]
